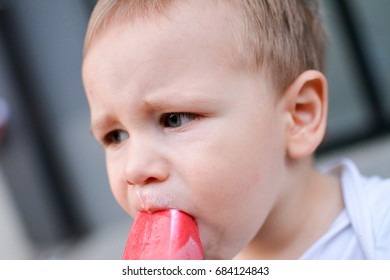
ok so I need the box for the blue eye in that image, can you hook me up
[161,113,197,128]
[103,129,129,146]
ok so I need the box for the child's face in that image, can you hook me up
[83,2,288,259]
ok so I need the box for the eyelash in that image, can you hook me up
[101,113,199,147]
[102,130,128,146]
[160,112,199,128]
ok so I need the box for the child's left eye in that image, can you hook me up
[160,113,198,128]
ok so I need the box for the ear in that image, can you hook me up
[283,70,328,159]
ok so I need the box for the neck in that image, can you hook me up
[234,157,343,260]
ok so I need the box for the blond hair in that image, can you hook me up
[83,0,325,93]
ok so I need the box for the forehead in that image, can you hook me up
[83,0,244,72]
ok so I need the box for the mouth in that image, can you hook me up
[135,189,175,214]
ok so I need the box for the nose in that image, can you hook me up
[123,136,169,187]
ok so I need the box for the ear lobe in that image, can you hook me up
[284,70,328,159]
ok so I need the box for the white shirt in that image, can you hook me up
[300,159,390,259]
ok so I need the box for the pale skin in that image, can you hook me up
[82,1,343,259]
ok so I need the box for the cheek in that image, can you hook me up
[181,108,285,258]
[183,131,281,258]
[190,136,276,213]
[188,154,274,259]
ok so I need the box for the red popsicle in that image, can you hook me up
[122,209,203,260]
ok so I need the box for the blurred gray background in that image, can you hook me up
[0,0,389,259]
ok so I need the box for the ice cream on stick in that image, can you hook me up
[122,209,203,260]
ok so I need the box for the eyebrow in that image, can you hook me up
[89,114,117,137]
[143,88,219,112]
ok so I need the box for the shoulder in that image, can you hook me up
[361,175,390,259]
[339,159,390,259]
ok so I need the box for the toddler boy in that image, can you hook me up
[82,0,390,259]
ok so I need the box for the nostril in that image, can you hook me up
[126,179,136,186]
[126,176,164,187]
[144,177,160,185]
